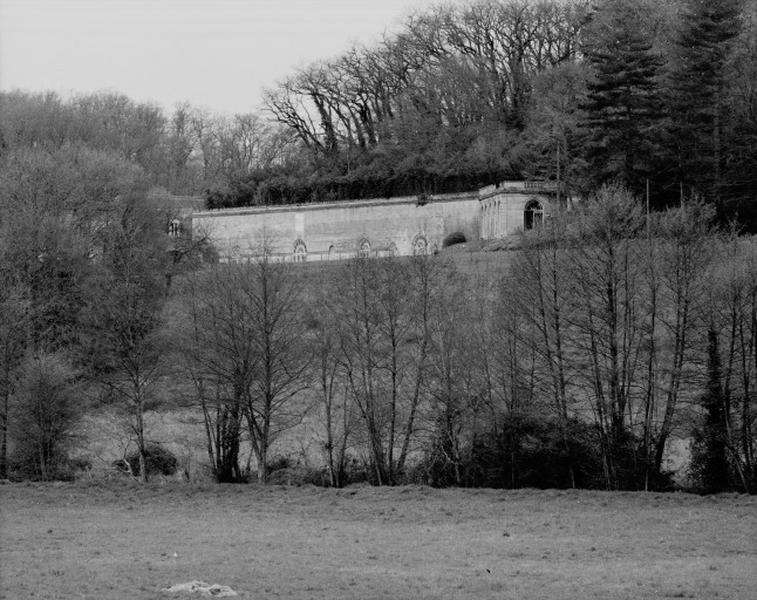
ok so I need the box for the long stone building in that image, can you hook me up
[190,181,562,262]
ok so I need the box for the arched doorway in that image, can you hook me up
[524,200,544,231]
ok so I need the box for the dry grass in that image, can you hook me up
[1,483,754,600]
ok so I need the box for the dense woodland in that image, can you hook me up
[0,0,755,492]
[2,0,754,221]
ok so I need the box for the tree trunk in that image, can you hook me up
[135,393,147,483]
[257,443,268,483]
[0,388,8,479]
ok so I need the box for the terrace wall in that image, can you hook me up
[191,182,559,262]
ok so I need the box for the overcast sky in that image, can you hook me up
[0,0,439,115]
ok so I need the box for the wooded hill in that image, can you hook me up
[238,0,757,229]
[1,0,755,229]
[0,0,756,491]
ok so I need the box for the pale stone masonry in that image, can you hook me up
[189,181,562,263]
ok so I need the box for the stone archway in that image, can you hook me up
[524,199,544,231]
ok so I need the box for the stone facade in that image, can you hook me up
[190,181,560,262]
[478,181,559,239]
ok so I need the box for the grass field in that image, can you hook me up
[1,483,754,600]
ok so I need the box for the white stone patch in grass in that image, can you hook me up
[162,580,238,597]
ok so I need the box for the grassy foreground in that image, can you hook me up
[0,483,754,600]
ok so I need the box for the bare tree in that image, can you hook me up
[244,256,310,482]
[509,214,576,486]
[10,352,80,480]
[174,256,309,482]
[174,266,255,482]
[164,102,199,193]
[86,193,168,483]
[0,285,28,479]
[423,267,488,486]
[563,186,647,488]
[650,202,715,474]
[307,279,356,487]
[704,233,757,491]
[333,255,438,484]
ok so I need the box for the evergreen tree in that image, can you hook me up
[691,327,732,493]
[668,0,741,212]
[581,0,665,197]
[721,3,757,230]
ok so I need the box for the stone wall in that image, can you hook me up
[191,182,558,262]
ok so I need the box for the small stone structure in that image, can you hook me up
[479,181,560,239]
[189,181,562,263]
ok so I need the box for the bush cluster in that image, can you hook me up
[113,444,178,478]
[417,416,675,491]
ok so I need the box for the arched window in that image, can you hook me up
[524,200,544,231]
[412,233,428,255]
[387,242,398,257]
[168,219,181,238]
[358,239,371,258]
[293,239,307,263]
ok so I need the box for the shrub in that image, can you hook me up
[267,455,294,473]
[264,455,371,487]
[452,416,674,491]
[266,456,332,486]
[418,415,640,490]
[466,416,606,489]
[267,466,329,486]
[442,231,467,248]
[9,353,81,481]
[114,444,177,477]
